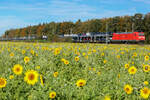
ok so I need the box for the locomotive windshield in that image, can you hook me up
[139,33,144,36]
[73,37,78,40]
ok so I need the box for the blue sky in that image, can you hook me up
[0,0,149,35]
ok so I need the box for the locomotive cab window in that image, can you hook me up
[139,33,144,36]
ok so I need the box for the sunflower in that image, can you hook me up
[77,52,80,56]
[9,75,14,79]
[40,75,44,86]
[12,64,23,75]
[145,55,149,61]
[85,55,88,59]
[104,96,111,100]
[93,68,96,71]
[103,60,107,64]
[0,78,7,88]
[117,55,120,59]
[93,49,96,53]
[121,51,124,55]
[24,56,30,64]
[128,66,137,75]
[88,51,92,55]
[140,87,150,99]
[124,84,133,94]
[89,67,92,71]
[61,58,65,62]
[118,74,120,78]
[30,50,35,55]
[54,48,60,55]
[124,64,129,69]
[143,65,150,72]
[22,50,26,54]
[101,53,104,56]
[144,81,149,85]
[35,66,40,69]
[7,48,10,52]
[10,52,14,57]
[24,70,39,85]
[64,60,69,65]
[49,91,56,99]
[97,72,101,75]
[35,53,38,56]
[75,57,79,62]
[82,52,86,56]
[53,72,58,77]
[133,52,137,57]
[76,79,86,87]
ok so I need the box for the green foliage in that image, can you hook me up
[3,13,150,43]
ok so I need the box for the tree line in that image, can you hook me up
[2,13,150,43]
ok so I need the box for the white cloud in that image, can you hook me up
[0,0,136,18]
[0,0,138,35]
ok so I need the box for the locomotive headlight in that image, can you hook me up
[139,36,145,40]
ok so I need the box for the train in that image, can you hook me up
[0,35,48,41]
[67,32,145,43]
[0,32,145,43]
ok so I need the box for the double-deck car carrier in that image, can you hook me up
[70,32,145,43]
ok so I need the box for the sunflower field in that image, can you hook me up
[0,42,150,100]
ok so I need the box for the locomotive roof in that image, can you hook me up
[115,32,144,34]
[115,32,133,34]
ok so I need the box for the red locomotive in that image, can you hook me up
[112,32,145,43]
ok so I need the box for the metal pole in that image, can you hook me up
[106,22,108,44]
[132,23,134,32]
[70,28,73,34]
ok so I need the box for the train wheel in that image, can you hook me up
[138,41,144,45]
[125,41,128,44]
